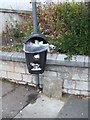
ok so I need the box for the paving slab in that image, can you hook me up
[57,96,89,118]
[2,80,18,97]
[2,80,38,118]
[0,80,2,96]
[15,94,64,118]
[0,80,2,120]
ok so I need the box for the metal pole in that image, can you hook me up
[32,0,40,90]
[35,74,39,89]
[32,0,38,33]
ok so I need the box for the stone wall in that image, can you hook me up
[0,8,31,34]
[0,51,90,98]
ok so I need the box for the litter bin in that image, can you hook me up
[23,33,48,74]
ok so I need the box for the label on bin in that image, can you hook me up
[30,63,41,71]
[31,67,41,71]
[34,54,40,59]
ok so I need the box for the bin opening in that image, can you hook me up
[24,33,48,44]
[23,42,49,53]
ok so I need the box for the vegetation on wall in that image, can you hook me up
[1,2,90,57]
[1,13,33,52]
[37,2,90,56]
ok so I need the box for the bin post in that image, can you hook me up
[35,74,40,90]
[32,0,41,91]
[32,0,38,33]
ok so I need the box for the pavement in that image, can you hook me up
[1,79,38,118]
[57,96,89,119]
[1,79,89,119]
[15,94,64,118]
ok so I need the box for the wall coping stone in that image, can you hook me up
[0,51,90,68]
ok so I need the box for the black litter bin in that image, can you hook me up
[23,33,48,74]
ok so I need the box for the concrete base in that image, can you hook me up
[42,76,63,99]
[15,94,64,118]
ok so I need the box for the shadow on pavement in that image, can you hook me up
[1,79,38,118]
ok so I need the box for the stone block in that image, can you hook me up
[7,61,15,72]
[0,52,8,60]
[25,65,30,74]
[56,54,85,67]
[11,52,21,62]
[63,88,68,93]
[72,73,88,81]
[63,66,76,73]
[14,62,26,74]
[43,71,57,78]
[13,52,20,61]
[47,53,57,60]
[57,72,63,79]
[0,71,7,78]
[88,92,90,97]
[88,81,90,91]
[57,54,67,61]
[79,68,89,74]
[45,65,58,72]
[67,89,81,95]
[7,72,22,81]
[22,74,32,83]
[31,75,37,84]
[5,52,14,61]
[58,72,72,80]
[80,91,89,96]
[0,63,2,71]
[76,55,85,63]
[64,80,75,89]
[0,61,14,72]
[84,56,90,67]
[42,76,62,99]
[88,74,90,81]
[16,52,26,62]
[76,81,88,91]
[46,53,57,65]
[57,66,65,73]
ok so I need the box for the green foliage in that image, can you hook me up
[14,24,25,38]
[2,2,90,57]
[15,43,23,52]
[37,2,90,56]
[1,43,23,52]
[1,13,33,52]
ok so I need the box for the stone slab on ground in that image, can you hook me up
[0,80,2,120]
[1,79,38,118]
[57,96,89,118]
[2,80,17,97]
[15,94,65,118]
